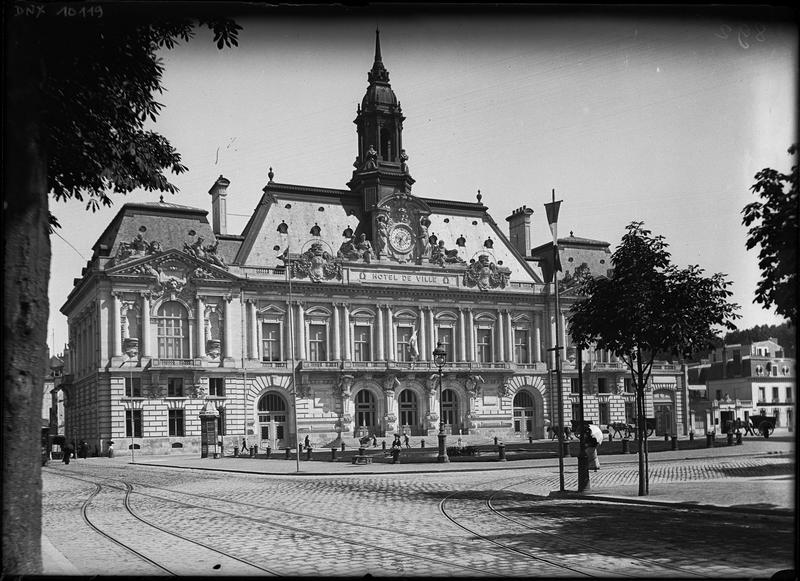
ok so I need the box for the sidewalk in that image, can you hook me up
[117,437,795,512]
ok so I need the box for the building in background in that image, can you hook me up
[56,33,686,455]
[688,338,795,435]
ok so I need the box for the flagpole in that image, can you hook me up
[545,189,565,493]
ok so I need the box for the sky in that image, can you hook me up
[46,5,798,355]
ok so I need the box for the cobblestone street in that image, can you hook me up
[41,442,795,577]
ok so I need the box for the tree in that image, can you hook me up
[4,5,240,573]
[743,144,798,327]
[568,222,739,496]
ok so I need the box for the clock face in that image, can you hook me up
[389,225,413,253]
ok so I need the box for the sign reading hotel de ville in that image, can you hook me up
[346,267,462,289]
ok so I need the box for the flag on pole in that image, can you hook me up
[544,194,563,273]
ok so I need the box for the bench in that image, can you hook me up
[352,455,373,465]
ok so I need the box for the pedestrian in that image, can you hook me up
[372,435,377,447]
[403,433,410,448]
[79,441,89,459]
[381,440,386,451]
[107,441,115,458]
[242,438,248,453]
[586,435,600,471]
[390,439,401,464]
[62,443,73,465]
[304,435,310,451]
[457,437,463,450]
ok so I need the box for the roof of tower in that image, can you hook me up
[362,28,398,109]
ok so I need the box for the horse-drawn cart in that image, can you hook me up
[748,414,776,438]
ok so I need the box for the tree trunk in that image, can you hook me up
[3,18,49,575]
[636,386,646,496]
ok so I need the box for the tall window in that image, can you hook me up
[624,401,635,423]
[597,378,610,393]
[167,377,184,397]
[476,329,493,363]
[442,389,458,426]
[399,389,418,427]
[353,325,371,362]
[513,391,536,434]
[308,324,327,361]
[157,301,189,358]
[262,322,282,362]
[772,387,780,402]
[125,376,142,398]
[168,409,185,436]
[570,378,581,394]
[514,330,529,363]
[355,390,376,429]
[216,407,226,436]
[624,378,634,393]
[758,387,766,402]
[396,326,413,362]
[437,328,453,362]
[786,387,793,402]
[571,402,581,424]
[599,402,610,425]
[209,377,225,397]
[126,410,142,438]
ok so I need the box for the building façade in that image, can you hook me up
[57,32,688,456]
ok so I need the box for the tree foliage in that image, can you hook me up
[743,144,798,326]
[3,5,240,574]
[569,222,740,495]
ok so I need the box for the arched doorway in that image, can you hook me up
[399,389,421,436]
[355,389,377,437]
[513,391,537,436]
[258,393,288,450]
[442,389,459,435]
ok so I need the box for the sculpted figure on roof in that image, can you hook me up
[463,254,509,290]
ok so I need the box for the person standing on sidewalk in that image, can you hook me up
[587,435,600,471]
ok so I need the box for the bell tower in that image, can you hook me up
[348,29,415,227]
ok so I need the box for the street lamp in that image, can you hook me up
[432,342,450,463]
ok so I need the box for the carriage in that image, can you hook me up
[748,414,776,438]
[607,419,655,439]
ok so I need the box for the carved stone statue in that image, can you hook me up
[337,235,360,261]
[430,240,464,267]
[293,242,342,282]
[375,215,389,258]
[463,254,509,290]
[356,234,373,263]
[364,145,378,170]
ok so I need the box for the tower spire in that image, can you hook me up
[374,27,382,64]
[368,28,389,84]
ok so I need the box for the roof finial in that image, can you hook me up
[476,189,482,203]
[268,166,274,182]
[159,195,164,203]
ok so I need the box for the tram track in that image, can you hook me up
[51,470,513,577]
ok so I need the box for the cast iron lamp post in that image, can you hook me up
[432,342,450,463]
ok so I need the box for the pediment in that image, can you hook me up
[108,250,237,282]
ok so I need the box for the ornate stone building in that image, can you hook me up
[58,32,687,455]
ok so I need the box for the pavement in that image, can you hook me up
[41,436,795,574]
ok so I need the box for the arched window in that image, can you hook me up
[258,393,287,444]
[156,301,189,359]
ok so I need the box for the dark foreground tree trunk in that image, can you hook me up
[3,17,49,575]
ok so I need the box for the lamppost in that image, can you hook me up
[432,342,450,463]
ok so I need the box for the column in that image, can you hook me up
[561,311,567,361]
[284,301,294,360]
[427,306,436,350]
[457,308,466,362]
[386,306,394,361]
[342,303,350,361]
[249,300,258,359]
[495,311,504,362]
[332,303,341,360]
[112,293,122,357]
[196,296,205,357]
[297,302,306,360]
[466,308,474,361]
[534,315,542,363]
[141,293,151,357]
[376,305,384,361]
[223,297,233,359]
[506,310,514,363]
[418,307,427,362]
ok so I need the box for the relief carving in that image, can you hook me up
[292,242,343,282]
[463,254,510,290]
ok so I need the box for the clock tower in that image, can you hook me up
[348,29,417,245]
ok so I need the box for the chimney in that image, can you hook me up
[209,175,230,235]
[505,205,534,255]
